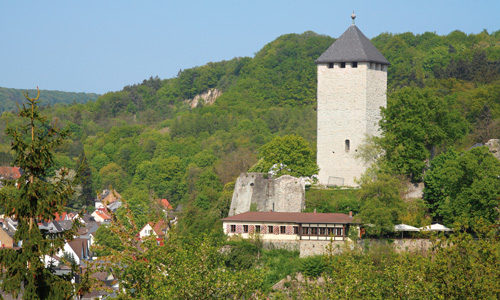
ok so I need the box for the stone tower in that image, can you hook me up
[316,16,389,187]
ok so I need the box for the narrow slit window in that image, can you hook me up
[340,62,346,68]
[328,63,334,69]
[352,62,358,68]
[345,139,350,151]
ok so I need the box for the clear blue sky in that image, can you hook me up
[1,1,498,94]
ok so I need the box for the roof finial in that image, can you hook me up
[351,11,356,25]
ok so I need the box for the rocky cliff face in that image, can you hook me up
[228,173,305,216]
[185,88,222,108]
[486,139,500,160]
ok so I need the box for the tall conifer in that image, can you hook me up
[0,88,88,299]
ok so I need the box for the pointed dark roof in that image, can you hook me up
[316,25,389,65]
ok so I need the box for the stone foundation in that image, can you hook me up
[298,239,433,257]
[263,240,299,252]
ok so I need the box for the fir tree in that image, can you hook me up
[76,152,93,208]
[0,88,89,299]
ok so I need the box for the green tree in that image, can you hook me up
[424,147,500,226]
[358,173,406,236]
[0,89,87,299]
[249,135,318,178]
[380,87,468,181]
[75,152,93,208]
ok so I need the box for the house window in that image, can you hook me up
[320,228,326,235]
[243,225,248,233]
[230,225,236,233]
[328,63,334,69]
[340,62,346,68]
[328,228,335,236]
[311,227,318,235]
[302,227,309,235]
[293,226,299,234]
[255,225,261,233]
[352,62,358,68]
[345,139,350,151]
[268,226,273,233]
[336,228,343,236]
[280,226,286,234]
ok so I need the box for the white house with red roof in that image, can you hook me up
[91,209,112,223]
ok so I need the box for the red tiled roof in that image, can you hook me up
[0,167,21,180]
[94,211,111,220]
[152,220,167,237]
[159,199,173,210]
[222,211,354,224]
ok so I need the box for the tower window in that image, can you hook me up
[340,62,346,68]
[345,139,350,151]
[352,62,358,68]
[328,63,334,69]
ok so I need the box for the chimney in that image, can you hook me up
[349,211,353,217]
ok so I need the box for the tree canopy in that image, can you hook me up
[249,135,319,178]
[424,146,500,227]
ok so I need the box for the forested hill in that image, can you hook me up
[0,87,99,113]
[0,29,498,232]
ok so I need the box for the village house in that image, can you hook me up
[0,225,14,248]
[0,218,19,248]
[56,238,91,266]
[138,220,168,245]
[91,209,112,223]
[0,166,22,189]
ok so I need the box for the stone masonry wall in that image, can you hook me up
[317,62,386,187]
[228,173,305,216]
[299,238,433,257]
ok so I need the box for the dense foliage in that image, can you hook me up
[280,223,499,299]
[1,27,499,298]
[0,86,98,114]
[249,135,319,177]
[0,29,498,234]
[424,146,500,227]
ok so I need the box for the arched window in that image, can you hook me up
[345,139,350,151]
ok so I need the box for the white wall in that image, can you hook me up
[317,62,386,187]
[139,224,156,239]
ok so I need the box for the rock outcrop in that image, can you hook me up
[185,88,222,108]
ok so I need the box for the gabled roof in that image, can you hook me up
[67,238,89,261]
[159,199,173,210]
[152,220,168,237]
[98,189,121,205]
[316,25,389,65]
[222,211,354,224]
[92,210,111,221]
